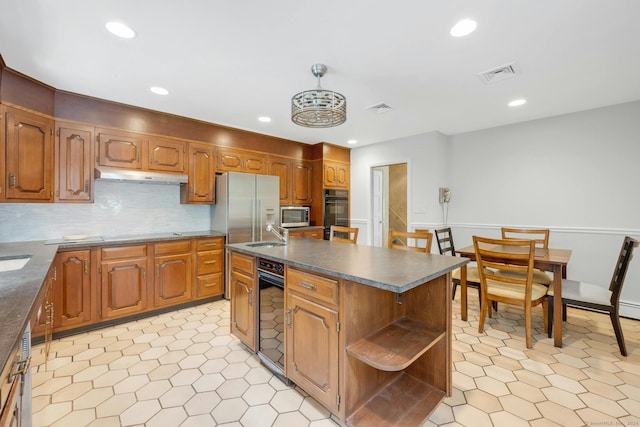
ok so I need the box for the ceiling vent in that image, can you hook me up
[366,102,393,114]
[478,63,519,84]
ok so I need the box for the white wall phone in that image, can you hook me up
[439,187,451,204]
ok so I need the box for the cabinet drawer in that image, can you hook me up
[287,268,338,306]
[197,251,223,275]
[155,240,191,255]
[230,251,254,277]
[303,229,323,239]
[101,245,147,260]
[197,273,224,298]
[196,237,224,251]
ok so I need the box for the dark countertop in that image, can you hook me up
[0,240,59,378]
[0,230,225,379]
[227,239,468,293]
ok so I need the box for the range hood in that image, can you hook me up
[94,166,188,185]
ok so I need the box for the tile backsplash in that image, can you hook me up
[0,181,211,242]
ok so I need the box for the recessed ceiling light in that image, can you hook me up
[258,116,271,123]
[105,21,136,39]
[347,140,358,145]
[508,99,527,107]
[450,19,477,37]
[150,86,169,95]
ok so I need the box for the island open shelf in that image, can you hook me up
[346,318,445,371]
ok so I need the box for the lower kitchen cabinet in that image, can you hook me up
[287,227,324,240]
[154,240,192,307]
[195,237,224,298]
[31,264,55,358]
[54,250,92,330]
[286,267,340,414]
[229,251,256,351]
[99,245,151,320]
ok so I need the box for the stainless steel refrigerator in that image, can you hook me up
[211,172,280,297]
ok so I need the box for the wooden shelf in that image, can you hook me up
[347,372,446,427]
[346,317,445,371]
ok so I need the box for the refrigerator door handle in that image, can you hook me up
[257,199,262,241]
[250,199,255,241]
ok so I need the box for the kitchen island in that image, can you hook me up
[227,238,467,427]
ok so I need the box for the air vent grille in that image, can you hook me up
[366,102,393,114]
[478,63,518,84]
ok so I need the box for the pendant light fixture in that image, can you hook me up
[291,64,346,128]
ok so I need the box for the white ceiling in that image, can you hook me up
[1,1,640,147]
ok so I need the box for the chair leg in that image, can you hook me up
[547,296,554,339]
[452,281,458,301]
[478,295,487,333]
[610,310,627,357]
[542,300,549,337]
[524,303,532,349]
[562,303,567,321]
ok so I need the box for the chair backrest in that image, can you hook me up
[434,227,455,256]
[388,230,433,253]
[330,225,359,244]
[609,236,639,302]
[473,236,536,297]
[501,227,550,249]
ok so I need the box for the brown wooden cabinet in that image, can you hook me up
[96,129,143,169]
[55,122,94,202]
[267,156,312,205]
[286,267,340,414]
[217,147,265,174]
[287,227,324,240]
[1,105,54,202]
[99,245,151,320]
[154,240,192,307]
[147,136,186,173]
[323,160,349,189]
[31,264,55,357]
[194,237,224,298]
[267,156,291,204]
[54,250,92,330]
[292,160,313,204]
[229,251,257,351]
[181,142,215,204]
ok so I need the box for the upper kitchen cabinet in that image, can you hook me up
[1,105,54,202]
[96,128,143,169]
[323,160,349,189]
[55,122,94,202]
[147,136,186,173]
[267,156,312,205]
[181,142,215,204]
[217,147,266,174]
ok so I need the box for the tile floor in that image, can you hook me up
[31,294,640,426]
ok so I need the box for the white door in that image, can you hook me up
[372,169,383,247]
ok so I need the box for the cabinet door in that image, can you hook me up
[0,371,20,427]
[55,124,93,202]
[55,250,92,329]
[217,147,265,174]
[268,157,291,204]
[3,106,54,201]
[147,137,185,172]
[292,161,312,204]
[244,155,265,174]
[181,142,215,204]
[97,130,142,169]
[154,253,192,307]
[196,273,224,298]
[286,292,339,413]
[230,270,256,351]
[100,258,148,319]
[323,161,348,189]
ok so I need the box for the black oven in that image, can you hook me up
[323,189,349,240]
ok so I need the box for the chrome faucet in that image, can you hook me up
[266,224,288,244]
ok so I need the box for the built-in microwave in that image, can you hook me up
[280,206,310,228]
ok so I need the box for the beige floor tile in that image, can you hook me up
[241,405,278,427]
[108,355,141,370]
[178,354,207,369]
[498,394,541,420]
[51,381,93,403]
[452,371,477,392]
[170,368,202,386]
[489,410,530,427]
[452,403,492,427]
[475,376,510,397]
[576,407,622,426]
[50,408,96,427]
[32,376,72,397]
[33,401,72,426]
[95,393,137,418]
[580,378,626,400]
[578,392,628,417]
[541,387,586,410]
[463,389,502,413]
[119,399,162,426]
[73,386,114,410]
[506,381,547,403]
[243,383,276,406]
[183,390,221,416]
[270,388,304,412]
[221,361,251,379]
[93,368,128,388]
[192,372,225,392]
[211,397,248,424]
[483,364,517,383]
[454,360,485,378]
[146,407,188,427]
[86,416,122,427]
[159,385,196,407]
[135,379,172,400]
[272,411,311,427]
[536,400,592,427]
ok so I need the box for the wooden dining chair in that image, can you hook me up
[498,228,553,286]
[388,230,433,253]
[547,236,639,356]
[329,225,359,244]
[435,227,482,302]
[473,236,549,349]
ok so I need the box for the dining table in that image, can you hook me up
[456,244,572,348]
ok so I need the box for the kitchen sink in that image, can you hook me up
[246,242,287,248]
[0,255,31,272]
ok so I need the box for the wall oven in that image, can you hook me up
[323,189,349,240]
[280,206,310,228]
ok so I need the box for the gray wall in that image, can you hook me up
[350,100,640,319]
[0,181,211,242]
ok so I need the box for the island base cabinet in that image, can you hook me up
[229,251,257,351]
[55,250,92,331]
[286,292,340,414]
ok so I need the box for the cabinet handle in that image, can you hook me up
[84,180,89,193]
[9,173,16,188]
[136,150,140,162]
[204,260,217,265]
[83,259,88,273]
[203,243,218,247]
[142,267,146,279]
[300,282,317,291]
[248,289,253,306]
[14,356,31,377]
[286,309,291,328]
